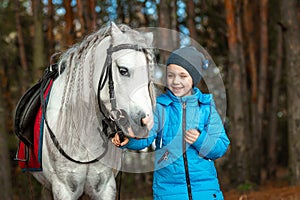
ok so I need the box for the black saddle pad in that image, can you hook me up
[14,65,59,147]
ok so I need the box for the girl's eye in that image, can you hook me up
[118,66,130,76]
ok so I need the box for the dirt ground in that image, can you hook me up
[223,168,300,200]
[224,184,300,200]
[13,165,300,200]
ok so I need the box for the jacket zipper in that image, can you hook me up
[182,101,193,200]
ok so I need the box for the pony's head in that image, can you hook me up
[56,23,155,141]
[96,23,155,138]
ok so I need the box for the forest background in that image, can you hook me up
[0,0,300,199]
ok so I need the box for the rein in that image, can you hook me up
[41,71,107,164]
[41,43,153,164]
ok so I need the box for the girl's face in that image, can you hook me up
[167,64,193,97]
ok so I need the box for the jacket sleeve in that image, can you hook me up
[192,101,230,160]
[123,131,156,150]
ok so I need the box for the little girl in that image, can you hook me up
[112,46,230,200]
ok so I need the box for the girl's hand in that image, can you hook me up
[111,133,129,147]
[185,129,200,144]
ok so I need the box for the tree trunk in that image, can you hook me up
[158,0,171,62]
[281,0,300,185]
[224,0,249,185]
[267,24,283,179]
[186,0,197,40]
[15,0,29,92]
[88,0,96,32]
[47,0,55,60]
[242,0,257,102]
[247,0,269,184]
[117,0,126,23]
[0,63,12,200]
[0,111,12,200]
[158,0,171,29]
[141,0,150,26]
[169,0,179,48]
[32,0,45,81]
[77,0,86,36]
[63,0,74,47]
[242,2,260,182]
[158,0,178,62]
[81,0,90,32]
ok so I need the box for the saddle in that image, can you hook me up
[14,64,60,147]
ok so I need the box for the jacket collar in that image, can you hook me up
[157,87,212,106]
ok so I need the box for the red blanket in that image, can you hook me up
[16,80,53,171]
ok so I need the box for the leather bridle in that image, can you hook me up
[97,44,154,142]
[41,43,154,164]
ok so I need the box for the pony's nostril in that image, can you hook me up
[140,115,146,127]
[140,118,146,126]
[139,112,147,126]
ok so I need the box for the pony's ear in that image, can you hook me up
[143,32,153,46]
[111,22,123,37]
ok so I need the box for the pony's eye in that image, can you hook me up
[118,66,130,76]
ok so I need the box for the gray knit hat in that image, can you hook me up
[166,46,208,85]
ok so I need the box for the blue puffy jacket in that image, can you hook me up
[124,87,230,200]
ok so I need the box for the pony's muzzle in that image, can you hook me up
[113,109,152,138]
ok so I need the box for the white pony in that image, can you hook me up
[32,22,155,199]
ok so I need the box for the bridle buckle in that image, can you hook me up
[109,109,124,121]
